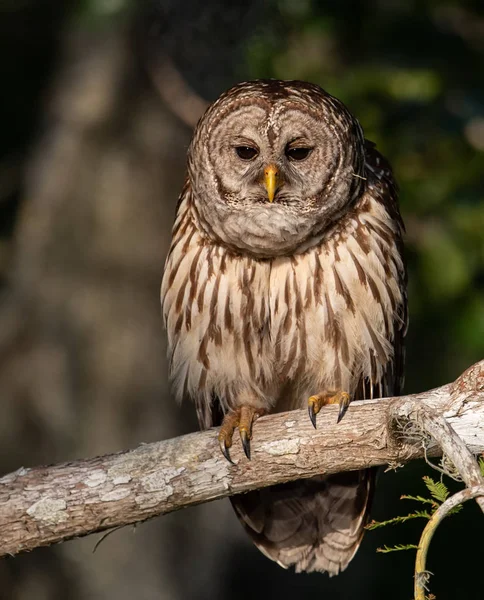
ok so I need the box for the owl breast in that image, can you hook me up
[161,184,405,427]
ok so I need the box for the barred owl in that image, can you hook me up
[161,80,407,575]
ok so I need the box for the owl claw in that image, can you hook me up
[218,406,264,462]
[308,399,318,429]
[240,429,251,459]
[308,395,323,428]
[219,438,235,464]
[337,392,351,423]
[307,391,351,427]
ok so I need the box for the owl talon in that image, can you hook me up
[307,391,351,427]
[308,397,318,429]
[337,392,351,423]
[219,438,234,464]
[218,406,264,462]
[220,440,233,463]
[240,429,251,459]
[307,394,324,428]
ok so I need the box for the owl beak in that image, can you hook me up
[263,164,280,203]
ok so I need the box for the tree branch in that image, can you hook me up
[391,401,484,512]
[1,360,483,558]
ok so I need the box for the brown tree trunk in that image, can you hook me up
[0,20,236,600]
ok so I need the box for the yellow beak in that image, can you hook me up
[263,164,279,203]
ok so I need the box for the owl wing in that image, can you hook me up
[227,141,407,575]
[362,138,407,400]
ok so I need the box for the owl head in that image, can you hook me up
[187,80,366,257]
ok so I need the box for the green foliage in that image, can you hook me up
[366,508,431,530]
[421,476,449,504]
[75,0,134,26]
[377,543,418,554]
[366,474,463,554]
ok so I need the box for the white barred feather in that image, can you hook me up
[162,183,404,418]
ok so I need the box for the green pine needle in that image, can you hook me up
[376,543,419,553]
[369,472,466,556]
[401,494,438,507]
[366,510,431,530]
[422,476,449,504]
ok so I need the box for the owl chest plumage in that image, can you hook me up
[162,189,405,425]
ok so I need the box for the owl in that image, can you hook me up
[161,80,407,575]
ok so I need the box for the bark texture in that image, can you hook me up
[1,360,483,558]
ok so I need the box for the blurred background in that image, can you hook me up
[0,1,483,598]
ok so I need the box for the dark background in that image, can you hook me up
[0,1,483,598]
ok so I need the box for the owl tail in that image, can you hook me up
[230,469,375,575]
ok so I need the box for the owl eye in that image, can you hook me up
[235,146,259,160]
[286,146,312,161]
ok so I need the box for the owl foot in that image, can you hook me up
[218,406,265,463]
[308,390,350,428]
